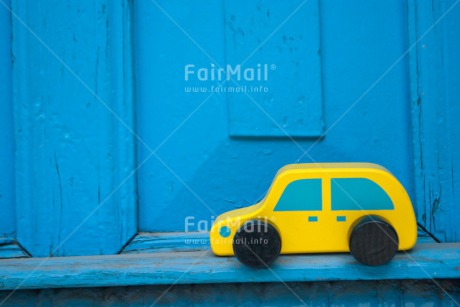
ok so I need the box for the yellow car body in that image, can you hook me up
[210,163,417,256]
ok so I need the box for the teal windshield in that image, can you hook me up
[274,179,322,211]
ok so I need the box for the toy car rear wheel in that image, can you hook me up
[349,216,399,266]
[233,220,281,268]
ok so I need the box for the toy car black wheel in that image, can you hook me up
[233,220,281,268]
[349,216,399,266]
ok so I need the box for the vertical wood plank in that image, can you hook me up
[12,0,137,256]
[0,0,16,238]
[408,0,460,242]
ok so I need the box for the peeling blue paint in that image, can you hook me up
[11,0,137,256]
[407,0,460,242]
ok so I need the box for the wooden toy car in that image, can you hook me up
[210,163,417,267]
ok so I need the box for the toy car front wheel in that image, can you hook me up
[349,216,399,266]
[233,220,281,268]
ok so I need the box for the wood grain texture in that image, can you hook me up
[407,0,460,242]
[11,0,137,256]
[0,242,459,290]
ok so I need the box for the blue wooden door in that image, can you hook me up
[2,0,459,258]
[134,0,415,232]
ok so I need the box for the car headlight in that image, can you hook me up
[219,226,231,238]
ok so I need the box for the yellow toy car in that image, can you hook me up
[210,163,417,267]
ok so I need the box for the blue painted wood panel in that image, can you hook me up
[408,0,460,242]
[0,0,15,238]
[134,0,228,232]
[225,0,324,137]
[11,0,137,256]
[135,0,415,232]
[0,280,459,306]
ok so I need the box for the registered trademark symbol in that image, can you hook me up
[270,64,276,70]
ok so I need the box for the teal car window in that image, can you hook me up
[274,179,322,211]
[331,178,394,210]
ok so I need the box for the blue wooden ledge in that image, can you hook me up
[0,238,459,290]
